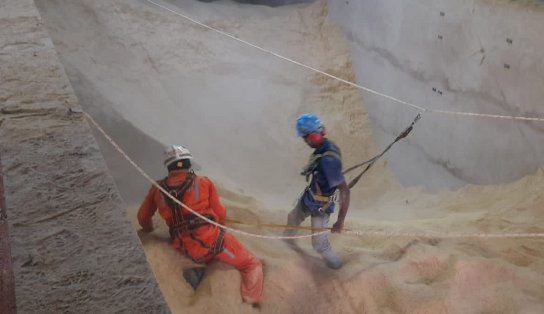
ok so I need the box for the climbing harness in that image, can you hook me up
[160,171,214,237]
[307,183,339,214]
[183,229,226,264]
[299,139,343,215]
[159,170,196,239]
[159,170,226,263]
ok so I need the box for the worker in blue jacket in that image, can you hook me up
[284,113,351,269]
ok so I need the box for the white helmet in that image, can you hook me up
[164,145,193,166]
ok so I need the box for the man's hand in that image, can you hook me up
[332,181,350,234]
[331,220,344,233]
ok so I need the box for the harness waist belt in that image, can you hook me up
[308,189,333,203]
[173,214,215,233]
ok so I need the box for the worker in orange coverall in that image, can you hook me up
[138,145,263,307]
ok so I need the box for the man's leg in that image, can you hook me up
[310,214,343,269]
[215,233,263,306]
[283,200,310,245]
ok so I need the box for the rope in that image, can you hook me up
[344,230,544,239]
[144,0,544,123]
[344,113,421,189]
[84,112,544,239]
[225,218,329,232]
[226,219,544,239]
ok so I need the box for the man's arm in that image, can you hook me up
[331,181,350,233]
[137,186,157,232]
[321,155,350,233]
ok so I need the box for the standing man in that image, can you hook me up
[284,113,351,269]
[138,145,263,307]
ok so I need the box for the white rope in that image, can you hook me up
[344,230,544,239]
[84,112,544,239]
[430,109,544,122]
[144,0,544,123]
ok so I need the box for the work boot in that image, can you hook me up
[321,249,343,270]
[183,267,206,290]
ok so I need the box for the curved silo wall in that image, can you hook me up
[329,0,544,191]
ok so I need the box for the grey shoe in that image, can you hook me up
[321,249,343,269]
[325,259,343,269]
[183,267,206,290]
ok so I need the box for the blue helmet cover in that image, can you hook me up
[296,113,323,137]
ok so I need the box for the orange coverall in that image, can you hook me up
[138,170,263,304]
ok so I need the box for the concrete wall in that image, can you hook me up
[329,0,544,191]
[0,0,168,312]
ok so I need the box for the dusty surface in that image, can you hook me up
[0,0,167,313]
[2,0,544,313]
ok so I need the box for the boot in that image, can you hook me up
[183,267,206,290]
[321,249,343,269]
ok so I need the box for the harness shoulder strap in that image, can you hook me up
[159,173,195,216]
[321,150,342,162]
[301,150,342,177]
[161,172,197,240]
